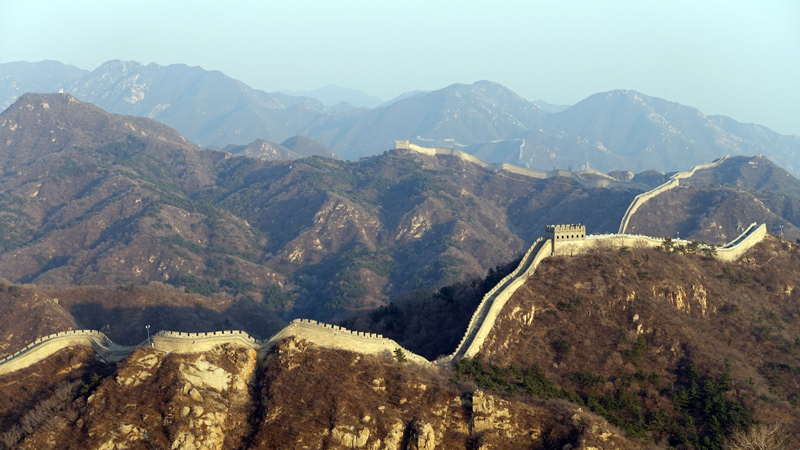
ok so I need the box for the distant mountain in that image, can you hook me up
[278,85,384,108]
[223,139,301,160]
[307,81,546,160]
[222,136,339,161]
[62,60,335,148]
[281,135,339,159]
[532,99,571,113]
[0,60,88,110]
[380,90,429,107]
[540,90,800,174]
[3,61,800,177]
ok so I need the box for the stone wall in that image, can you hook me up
[0,319,429,376]
[449,237,549,360]
[446,223,767,360]
[0,219,767,376]
[396,141,650,191]
[618,155,730,234]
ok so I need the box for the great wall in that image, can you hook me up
[617,155,730,234]
[0,147,768,376]
[395,140,652,191]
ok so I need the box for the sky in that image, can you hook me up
[1,0,799,135]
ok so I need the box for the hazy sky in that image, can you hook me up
[1,0,798,135]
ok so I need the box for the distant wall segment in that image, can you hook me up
[395,140,650,191]
[618,155,730,234]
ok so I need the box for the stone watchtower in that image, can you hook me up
[545,224,586,255]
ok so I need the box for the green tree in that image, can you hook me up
[393,348,408,366]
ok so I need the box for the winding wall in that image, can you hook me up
[396,141,650,191]
[617,155,730,234]
[0,223,768,375]
[0,320,428,376]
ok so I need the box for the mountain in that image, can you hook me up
[0,93,280,293]
[540,90,800,174]
[628,155,800,242]
[222,139,301,160]
[62,60,337,148]
[0,60,88,111]
[308,81,546,160]
[0,335,647,449]
[380,89,429,107]
[222,137,339,161]
[279,84,384,108]
[280,135,339,159]
[532,99,571,113]
[5,61,800,178]
[342,233,800,446]
[0,93,638,321]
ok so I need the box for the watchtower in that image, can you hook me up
[545,224,586,255]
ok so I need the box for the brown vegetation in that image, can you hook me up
[471,235,800,447]
[0,338,653,449]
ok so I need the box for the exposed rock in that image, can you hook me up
[332,425,370,448]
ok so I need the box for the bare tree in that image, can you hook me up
[727,424,786,450]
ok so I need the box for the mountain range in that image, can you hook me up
[2,92,800,328]
[2,60,798,176]
[4,84,800,447]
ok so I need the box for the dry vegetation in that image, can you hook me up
[453,235,800,448]
[0,338,655,449]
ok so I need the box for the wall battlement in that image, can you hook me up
[396,141,651,191]
[545,224,586,241]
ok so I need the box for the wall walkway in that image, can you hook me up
[618,155,730,234]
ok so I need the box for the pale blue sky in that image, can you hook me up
[1,0,798,135]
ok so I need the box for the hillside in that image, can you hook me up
[0,93,637,320]
[281,135,339,159]
[0,337,650,449]
[460,236,799,447]
[343,234,800,447]
[222,139,302,160]
[628,155,800,242]
[0,231,789,449]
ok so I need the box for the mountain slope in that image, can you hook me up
[0,93,639,321]
[63,60,332,147]
[222,139,302,160]
[541,90,800,174]
[628,155,800,242]
[306,81,546,160]
[281,135,339,159]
